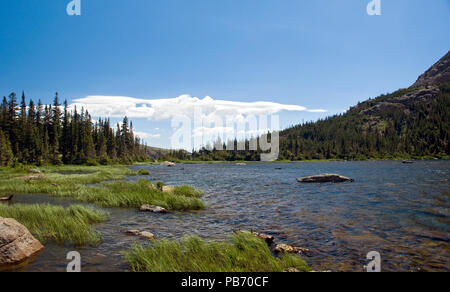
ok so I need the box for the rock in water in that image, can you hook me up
[140,205,168,213]
[139,231,155,240]
[297,174,354,183]
[124,230,141,236]
[124,230,155,240]
[252,232,275,245]
[274,244,313,256]
[0,217,44,266]
[161,161,176,167]
[0,195,13,202]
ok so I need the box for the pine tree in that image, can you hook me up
[0,128,13,166]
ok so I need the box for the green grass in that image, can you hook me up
[82,180,205,210]
[0,204,106,246]
[0,165,205,211]
[137,169,150,175]
[125,231,310,272]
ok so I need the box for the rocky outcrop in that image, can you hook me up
[28,169,42,174]
[297,174,354,183]
[161,161,176,167]
[414,50,450,87]
[140,205,168,213]
[0,217,44,266]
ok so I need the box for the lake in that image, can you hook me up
[6,160,450,272]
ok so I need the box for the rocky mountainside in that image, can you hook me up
[278,51,450,160]
[414,51,450,87]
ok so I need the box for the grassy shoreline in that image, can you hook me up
[0,204,106,246]
[125,231,310,272]
[0,165,205,211]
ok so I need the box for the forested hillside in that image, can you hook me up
[278,51,450,160]
[0,93,149,166]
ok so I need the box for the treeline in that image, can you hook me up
[0,92,148,166]
[162,137,273,162]
[163,83,450,162]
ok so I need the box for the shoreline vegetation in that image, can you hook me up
[0,204,106,246]
[126,231,310,272]
[0,165,205,210]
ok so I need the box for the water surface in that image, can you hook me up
[5,161,450,272]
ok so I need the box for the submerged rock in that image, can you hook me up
[297,174,354,183]
[0,217,44,266]
[140,205,168,213]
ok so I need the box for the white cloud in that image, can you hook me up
[70,94,326,121]
[134,132,161,139]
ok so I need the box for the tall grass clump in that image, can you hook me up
[125,231,310,272]
[0,165,205,210]
[0,204,106,246]
[80,180,205,210]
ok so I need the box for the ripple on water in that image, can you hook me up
[5,160,450,272]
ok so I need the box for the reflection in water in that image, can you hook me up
[3,160,450,272]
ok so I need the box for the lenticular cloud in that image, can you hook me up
[69,94,326,121]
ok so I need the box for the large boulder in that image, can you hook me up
[297,174,354,183]
[0,217,44,266]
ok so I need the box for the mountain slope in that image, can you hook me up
[278,51,450,160]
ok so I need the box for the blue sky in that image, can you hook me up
[0,0,449,149]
